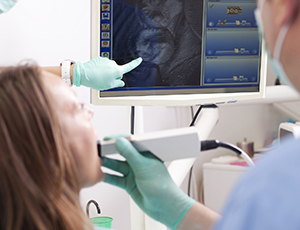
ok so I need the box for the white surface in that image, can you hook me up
[0,0,90,66]
[101,127,200,162]
[211,155,239,164]
[132,127,200,161]
[279,122,300,140]
[130,106,146,230]
[203,160,247,213]
[273,101,300,121]
[248,85,300,105]
[168,106,219,186]
[91,90,266,107]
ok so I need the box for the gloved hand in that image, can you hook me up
[102,137,195,230]
[0,0,18,14]
[73,57,142,91]
[103,133,132,140]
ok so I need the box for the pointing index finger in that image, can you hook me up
[120,57,143,74]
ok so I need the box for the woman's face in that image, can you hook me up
[42,71,104,188]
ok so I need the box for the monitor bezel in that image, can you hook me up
[90,0,267,106]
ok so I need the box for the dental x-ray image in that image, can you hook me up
[112,0,203,88]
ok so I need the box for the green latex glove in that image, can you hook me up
[73,57,142,91]
[103,133,131,140]
[102,137,195,230]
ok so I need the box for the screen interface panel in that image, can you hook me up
[99,0,260,97]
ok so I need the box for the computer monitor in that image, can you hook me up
[91,0,267,106]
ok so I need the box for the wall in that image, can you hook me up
[0,1,288,230]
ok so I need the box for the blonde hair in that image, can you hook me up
[0,64,93,230]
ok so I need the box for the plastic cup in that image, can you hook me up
[90,216,113,229]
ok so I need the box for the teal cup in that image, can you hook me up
[90,216,113,229]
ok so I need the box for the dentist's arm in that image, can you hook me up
[102,137,220,230]
[0,66,64,75]
[42,66,72,80]
[73,56,142,90]
[176,202,220,230]
[0,56,142,90]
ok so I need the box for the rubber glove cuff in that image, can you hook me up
[172,199,195,230]
[73,61,86,87]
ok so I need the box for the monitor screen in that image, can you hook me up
[91,0,266,106]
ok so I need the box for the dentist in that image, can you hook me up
[104,0,300,229]
[214,1,300,228]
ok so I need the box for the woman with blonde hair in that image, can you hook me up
[0,63,218,230]
[0,64,104,230]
